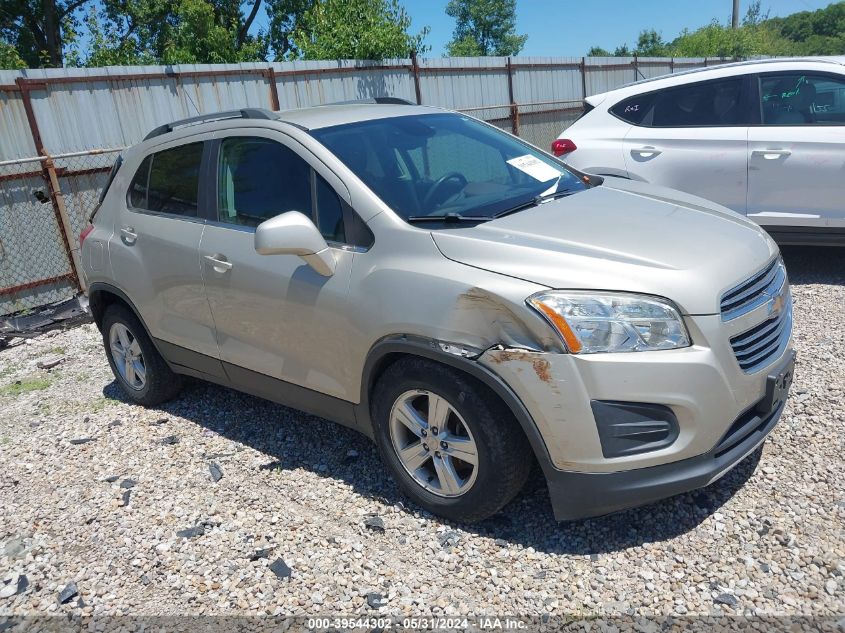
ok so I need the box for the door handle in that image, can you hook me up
[752,149,792,160]
[120,226,137,245]
[631,146,662,158]
[204,254,233,273]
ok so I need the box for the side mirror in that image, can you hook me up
[254,211,336,277]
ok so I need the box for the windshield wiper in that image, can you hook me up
[493,188,577,219]
[407,212,491,224]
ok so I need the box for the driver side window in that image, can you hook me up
[217,137,312,228]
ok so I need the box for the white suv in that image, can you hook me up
[555,57,845,246]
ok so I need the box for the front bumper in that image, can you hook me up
[547,395,785,521]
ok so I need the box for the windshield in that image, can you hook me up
[310,113,587,222]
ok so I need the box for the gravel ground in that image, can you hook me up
[0,246,843,623]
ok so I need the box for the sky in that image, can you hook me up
[254,0,835,58]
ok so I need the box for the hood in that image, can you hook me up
[431,177,778,315]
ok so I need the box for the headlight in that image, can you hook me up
[527,291,690,354]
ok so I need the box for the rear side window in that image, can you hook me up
[128,142,203,217]
[217,137,311,228]
[612,78,748,127]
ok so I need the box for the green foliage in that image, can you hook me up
[766,1,845,54]
[160,0,267,63]
[445,0,527,57]
[0,0,90,67]
[292,0,428,60]
[0,376,51,397]
[265,0,312,60]
[0,40,26,68]
[588,1,844,58]
[635,29,668,56]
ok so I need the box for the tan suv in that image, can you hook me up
[80,102,795,522]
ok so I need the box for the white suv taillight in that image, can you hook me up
[79,224,94,247]
[551,139,577,157]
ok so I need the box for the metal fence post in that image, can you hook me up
[14,77,84,292]
[267,67,281,111]
[580,56,588,101]
[411,51,422,105]
[506,57,519,136]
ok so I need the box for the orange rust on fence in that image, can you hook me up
[0,273,76,297]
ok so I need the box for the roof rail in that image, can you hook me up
[328,97,416,106]
[143,108,277,141]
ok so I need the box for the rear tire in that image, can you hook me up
[101,303,182,406]
[371,357,532,523]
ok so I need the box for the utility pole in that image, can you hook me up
[732,0,740,28]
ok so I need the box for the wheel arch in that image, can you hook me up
[356,335,557,476]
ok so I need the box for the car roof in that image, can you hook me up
[277,102,440,130]
[131,101,446,155]
[587,56,845,105]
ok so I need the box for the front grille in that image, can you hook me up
[714,400,780,459]
[729,300,792,372]
[720,257,786,321]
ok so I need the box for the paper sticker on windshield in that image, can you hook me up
[507,155,561,182]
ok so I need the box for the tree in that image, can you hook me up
[291,0,428,60]
[586,46,611,57]
[585,1,843,59]
[265,0,312,59]
[766,1,845,55]
[68,0,270,66]
[635,29,667,56]
[0,0,91,66]
[0,40,26,68]
[445,0,527,57]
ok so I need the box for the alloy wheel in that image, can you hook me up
[109,322,146,390]
[388,389,479,497]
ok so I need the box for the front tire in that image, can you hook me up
[371,357,532,523]
[101,303,182,406]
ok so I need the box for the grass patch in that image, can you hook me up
[49,346,66,355]
[88,397,109,413]
[0,376,52,397]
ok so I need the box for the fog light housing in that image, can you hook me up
[591,401,679,458]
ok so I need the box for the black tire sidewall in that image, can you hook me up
[372,359,529,522]
[101,304,179,406]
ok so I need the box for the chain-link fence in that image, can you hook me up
[461,99,586,150]
[0,148,123,316]
[516,100,586,150]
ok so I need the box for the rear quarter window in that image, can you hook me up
[610,94,655,125]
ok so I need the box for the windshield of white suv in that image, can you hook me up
[311,113,587,223]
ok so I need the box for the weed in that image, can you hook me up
[0,376,51,397]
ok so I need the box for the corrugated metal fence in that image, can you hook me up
[0,55,727,315]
